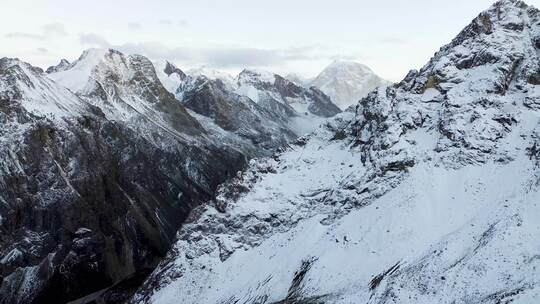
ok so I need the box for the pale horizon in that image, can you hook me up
[1,0,539,82]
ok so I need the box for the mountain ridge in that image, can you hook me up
[131,1,540,303]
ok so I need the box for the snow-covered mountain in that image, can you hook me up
[49,49,203,139]
[152,65,341,151]
[0,49,251,304]
[236,69,341,119]
[133,1,540,303]
[311,60,389,110]
[0,46,342,303]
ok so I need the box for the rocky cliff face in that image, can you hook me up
[132,1,540,303]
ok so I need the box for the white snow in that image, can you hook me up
[49,48,108,93]
[421,87,441,102]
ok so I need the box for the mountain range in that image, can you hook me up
[1,0,539,303]
[0,46,345,304]
[132,0,540,303]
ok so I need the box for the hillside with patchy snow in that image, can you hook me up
[133,1,540,303]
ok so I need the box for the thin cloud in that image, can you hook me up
[159,19,172,25]
[36,47,49,53]
[379,37,408,45]
[158,19,187,27]
[128,22,142,30]
[79,33,111,48]
[202,48,284,67]
[5,32,45,40]
[177,19,188,27]
[42,23,67,36]
[5,23,67,41]
[116,42,193,61]
[75,35,355,70]
[116,43,352,68]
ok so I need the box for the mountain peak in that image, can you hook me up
[449,0,536,47]
[48,48,116,92]
[327,59,373,73]
[238,68,277,84]
[0,57,89,119]
[310,60,388,109]
[404,0,540,98]
[46,58,70,74]
[163,61,186,79]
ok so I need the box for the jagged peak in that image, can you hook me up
[488,0,531,14]
[0,57,91,119]
[48,48,160,93]
[389,0,540,98]
[237,68,277,84]
[349,0,540,170]
[46,59,70,74]
[163,60,186,79]
[0,57,44,75]
[447,0,536,47]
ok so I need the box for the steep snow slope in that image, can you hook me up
[133,1,540,303]
[311,60,389,110]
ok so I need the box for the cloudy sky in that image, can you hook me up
[1,0,538,81]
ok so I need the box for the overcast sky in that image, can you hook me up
[1,0,539,81]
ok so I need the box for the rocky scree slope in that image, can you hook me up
[133,1,540,303]
[0,50,248,304]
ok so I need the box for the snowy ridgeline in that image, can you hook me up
[133,1,540,303]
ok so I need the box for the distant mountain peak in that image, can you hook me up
[310,60,388,110]
[327,59,373,72]
[238,68,277,84]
